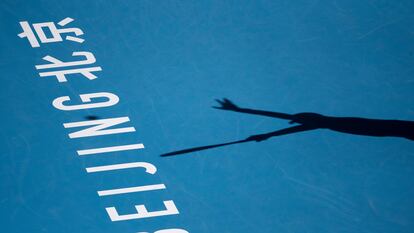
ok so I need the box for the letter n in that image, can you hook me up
[63,117,135,139]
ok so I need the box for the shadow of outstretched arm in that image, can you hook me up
[213,98,293,120]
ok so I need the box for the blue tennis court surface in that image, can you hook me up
[1,1,414,232]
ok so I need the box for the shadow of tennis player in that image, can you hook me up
[215,98,414,142]
[161,98,414,157]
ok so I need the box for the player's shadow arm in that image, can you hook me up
[213,98,294,120]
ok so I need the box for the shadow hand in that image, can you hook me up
[213,98,240,110]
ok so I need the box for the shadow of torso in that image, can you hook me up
[292,113,414,140]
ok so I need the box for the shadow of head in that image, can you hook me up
[289,112,325,126]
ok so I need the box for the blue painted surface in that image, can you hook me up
[1,1,414,232]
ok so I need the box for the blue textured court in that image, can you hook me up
[1,1,414,232]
